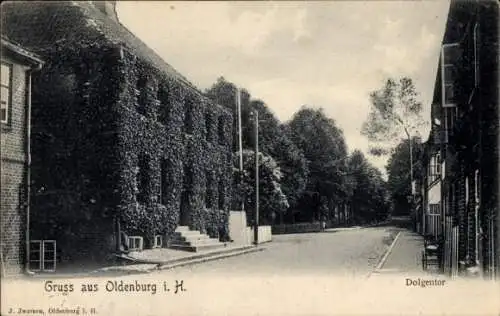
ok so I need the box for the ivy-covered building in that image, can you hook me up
[1,1,233,263]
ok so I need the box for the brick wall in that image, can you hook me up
[0,56,29,275]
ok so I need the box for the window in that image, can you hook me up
[205,112,212,142]
[137,155,150,204]
[474,170,480,204]
[218,116,225,145]
[183,164,193,192]
[205,171,213,208]
[157,84,170,125]
[473,23,480,87]
[444,106,457,139]
[441,43,460,107]
[184,97,194,134]
[428,153,441,184]
[160,159,170,205]
[29,240,56,272]
[136,75,147,115]
[153,235,163,248]
[128,236,144,251]
[429,204,440,215]
[218,179,225,210]
[1,63,12,123]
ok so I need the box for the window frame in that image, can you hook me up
[440,43,460,108]
[1,62,13,124]
[473,23,480,88]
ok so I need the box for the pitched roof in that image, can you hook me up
[1,1,196,90]
[1,35,44,67]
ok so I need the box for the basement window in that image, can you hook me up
[153,235,163,248]
[29,240,56,272]
[128,236,144,251]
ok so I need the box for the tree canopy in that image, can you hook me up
[205,77,308,211]
[286,107,349,221]
[348,150,391,223]
[362,77,426,156]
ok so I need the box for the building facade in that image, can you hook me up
[1,37,43,275]
[419,0,498,279]
[1,1,233,265]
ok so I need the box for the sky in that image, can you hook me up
[116,1,451,174]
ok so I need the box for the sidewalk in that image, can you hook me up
[25,243,265,278]
[370,229,429,276]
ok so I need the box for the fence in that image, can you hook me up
[272,223,321,235]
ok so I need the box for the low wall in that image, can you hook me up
[229,211,272,245]
[245,226,272,244]
[272,222,321,235]
[229,211,248,245]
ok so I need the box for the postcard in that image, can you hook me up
[1,1,499,315]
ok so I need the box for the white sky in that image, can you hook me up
[116,1,450,173]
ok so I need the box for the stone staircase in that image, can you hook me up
[169,226,226,252]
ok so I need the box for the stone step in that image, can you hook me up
[173,230,203,237]
[170,237,221,246]
[169,242,227,253]
[172,234,211,243]
[170,227,225,252]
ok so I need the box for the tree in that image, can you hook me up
[206,77,308,212]
[233,150,289,225]
[287,107,349,222]
[362,77,426,157]
[386,137,424,216]
[348,150,391,224]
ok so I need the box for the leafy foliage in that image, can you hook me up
[362,77,426,156]
[385,137,424,215]
[206,77,308,210]
[348,150,391,223]
[233,150,289,225]
[287,107,349,221]
[30,46,234,258]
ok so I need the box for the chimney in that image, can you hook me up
[92,1,118,22]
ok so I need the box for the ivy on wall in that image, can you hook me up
[109,49,234,246]
[30,42,234,259]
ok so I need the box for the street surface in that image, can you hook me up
[159,226,397,278]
